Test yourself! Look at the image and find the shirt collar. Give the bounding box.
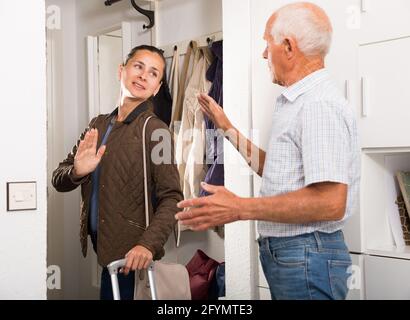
[281,68,329,103]
[108,100,151,124]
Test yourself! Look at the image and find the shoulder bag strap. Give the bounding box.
[142,116,180,249]
[142,116,154,228]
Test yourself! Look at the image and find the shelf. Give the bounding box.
[361,152,410,253]
[362,147,410,155]
[366,246,410,261]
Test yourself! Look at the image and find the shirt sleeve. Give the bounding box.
[301,101,351,187]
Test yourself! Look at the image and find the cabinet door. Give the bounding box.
[346,254,364,300]
[365,255,410,299]
[358,36,410,148]
[359,0,410,44]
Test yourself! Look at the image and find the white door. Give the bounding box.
[97,32,123,115]
[346,254,364,300]
[365,255,410,299]
[87,24,133,120]
[358,36,410,148]
[85,26,127,294]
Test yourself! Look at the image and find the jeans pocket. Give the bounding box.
[271,245,306,267]
[328,259,352,300]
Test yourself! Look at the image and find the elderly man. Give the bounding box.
[176,2,360,300]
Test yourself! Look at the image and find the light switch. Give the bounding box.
[7,182,37,211]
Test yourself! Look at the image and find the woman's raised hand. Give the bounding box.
[73,129,106,178]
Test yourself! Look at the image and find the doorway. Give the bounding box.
[47,22,130,299]
[95,29,123,116]
[88,23,133,121]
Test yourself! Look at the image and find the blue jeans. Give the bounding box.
[258,230,352,300]
[100,267,135,300]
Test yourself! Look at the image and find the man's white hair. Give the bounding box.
[271,2,333,57]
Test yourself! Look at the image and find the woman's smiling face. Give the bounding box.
[119,49,165,101]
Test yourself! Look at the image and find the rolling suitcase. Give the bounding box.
[107,259,157,300]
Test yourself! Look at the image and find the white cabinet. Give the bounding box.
[347,254,365,300]
[358,36,410,148]
[359,0,410,44]
[365,255,410,299]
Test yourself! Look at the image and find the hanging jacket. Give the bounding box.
[153,78,173,127]
[200,40,224,197]
[176,46,213,200]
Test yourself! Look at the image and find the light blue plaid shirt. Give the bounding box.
[258,69,360,238]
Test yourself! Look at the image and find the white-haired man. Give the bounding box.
[176,2,360,300]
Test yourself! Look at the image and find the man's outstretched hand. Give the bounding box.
[175,182,243,231]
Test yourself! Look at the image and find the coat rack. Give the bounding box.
[104,0,155,30]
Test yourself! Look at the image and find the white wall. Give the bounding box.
[223,0,258,300]
[0,1,47,299]
[155,0,222,47]
[46,0,82,300]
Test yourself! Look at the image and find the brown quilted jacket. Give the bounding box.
[52,101,183,266]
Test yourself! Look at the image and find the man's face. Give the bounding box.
[263,17,287,86]
[119,49,164,101]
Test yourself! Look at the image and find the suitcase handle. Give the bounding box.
[107,259,157,300]
[107,259,127,275]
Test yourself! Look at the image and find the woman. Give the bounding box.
[52,45,183,300]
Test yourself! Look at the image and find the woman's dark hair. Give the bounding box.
[123,45,167,82]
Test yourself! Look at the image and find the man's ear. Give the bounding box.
[283,38,296,59]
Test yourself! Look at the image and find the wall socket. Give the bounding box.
[7,182,37,212]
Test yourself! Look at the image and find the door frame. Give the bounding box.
[87,22,133,121]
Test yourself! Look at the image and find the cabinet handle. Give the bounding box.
[345,80,351,102]
[361,77,369,117]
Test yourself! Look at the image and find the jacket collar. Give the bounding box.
[108,100,152,124]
